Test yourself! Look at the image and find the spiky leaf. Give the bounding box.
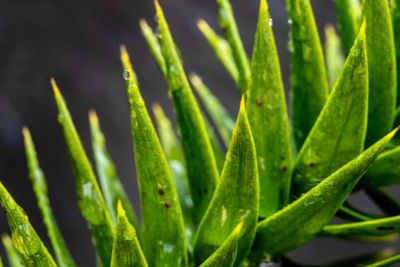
[155,1,219,221]
[194,97,259,266]
[23,128,76,267]
[120,46,187,267]
[247,0,292,218]
[51,79,114,267]
[110,201,148,267]
[0,182,57,267]
[292,21,368,194]
[249,128,398,262]
[288,0,329,149]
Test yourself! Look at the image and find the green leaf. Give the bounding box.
[190,73,235,147]
[140,19,166,75]
[197,20,239,84]
[0,182,57,267]
[199,222,243,267]
[288,0,329,150]
[361,146,400,188]
[325,25,345,89]
[392,0,400,105]
[362,0,397,146]
[365,188,400,216]
[365,254,400,267]
[194,97,259,266]
[155,1,219,222]
[120,46,188,267]
[51,79,115,267]
[216,0,250,93]
[320,215,400,238]
[110,201,148,267]
[247,0,292,218]
[88,111,139,231]
[292,21,368,194]
[248,127,398,262]
[328,248,396,267]
[2,234,24,267]
[22,128,76,267]
[152,103,195,253]
[334,0,362,55]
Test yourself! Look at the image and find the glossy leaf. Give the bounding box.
[320,215,400,237]
[216,0,250,93]
[89,111,139,230]
[155,1,219,221]
[287,0,329,149]
[199,222,243,267]
[362,146,400,188]
[190,73,235,147]
[334,0,361,55]
[140,19,166,75]
[249,127,398,262]
[197,20,239,84]
[51,79,115,267]
[392,0,400,105]
[152,103,195,253]
[0,182,57,267]
[110,201,148,267]
[2,234,24,267]
[22,128,76,267]
[325,25,345,89]
[247,0,291,218]
[292,21,368,194]
[363,0,397,146]
[366,254,400,267]
[120,46,187,267]
[194,97,259,266]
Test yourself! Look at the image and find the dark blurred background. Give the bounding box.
[0,0,399,266]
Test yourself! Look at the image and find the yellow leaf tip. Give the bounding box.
[1,234,11,246]
[233,220,244,234]
[50,78,61,99]
[22,126,31,140]
[152,102,162,115]
[88,110,99,125]
[197,19,207,30]
[189,72,201,85]
[117,199,126,217]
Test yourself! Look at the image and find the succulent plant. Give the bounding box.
[1,0,400,266]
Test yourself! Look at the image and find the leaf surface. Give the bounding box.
[288,0,329,149]
[110,201,148,267]
[249,127,398,262]
[363,0,397,146]
[392,0,400,105]
[325,25,345,89]
[2,234,24,267]
[155,1,219,221]
[247,0,292,218]
[121,46,187,267]
[0,182,57,267]
[194,97,259,266]
[52,79,114,267]
[23,128,76,267]
[292,21,368,194]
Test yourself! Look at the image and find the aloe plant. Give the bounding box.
[1,0,400,266]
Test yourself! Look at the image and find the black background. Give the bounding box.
[0,0,399,266]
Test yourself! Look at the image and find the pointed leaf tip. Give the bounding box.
[50,78,61,100]
[88,109,98,126]
[22,127,31,141]
[233,220,244,234]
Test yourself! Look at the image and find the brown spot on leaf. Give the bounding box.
[158,188,164,195]
[256,99,262,106]
[282,166,288,172]
[389,62,393,72]
[309,162,315,167]
[164,201,171,208]
[376,226,394,231]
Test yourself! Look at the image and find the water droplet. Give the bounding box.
[269,18,273,26]
[163,243,174,253]
[288,19,293,25]
[123,69,130,80]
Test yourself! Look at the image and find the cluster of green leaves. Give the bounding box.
[0,0,400,266]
